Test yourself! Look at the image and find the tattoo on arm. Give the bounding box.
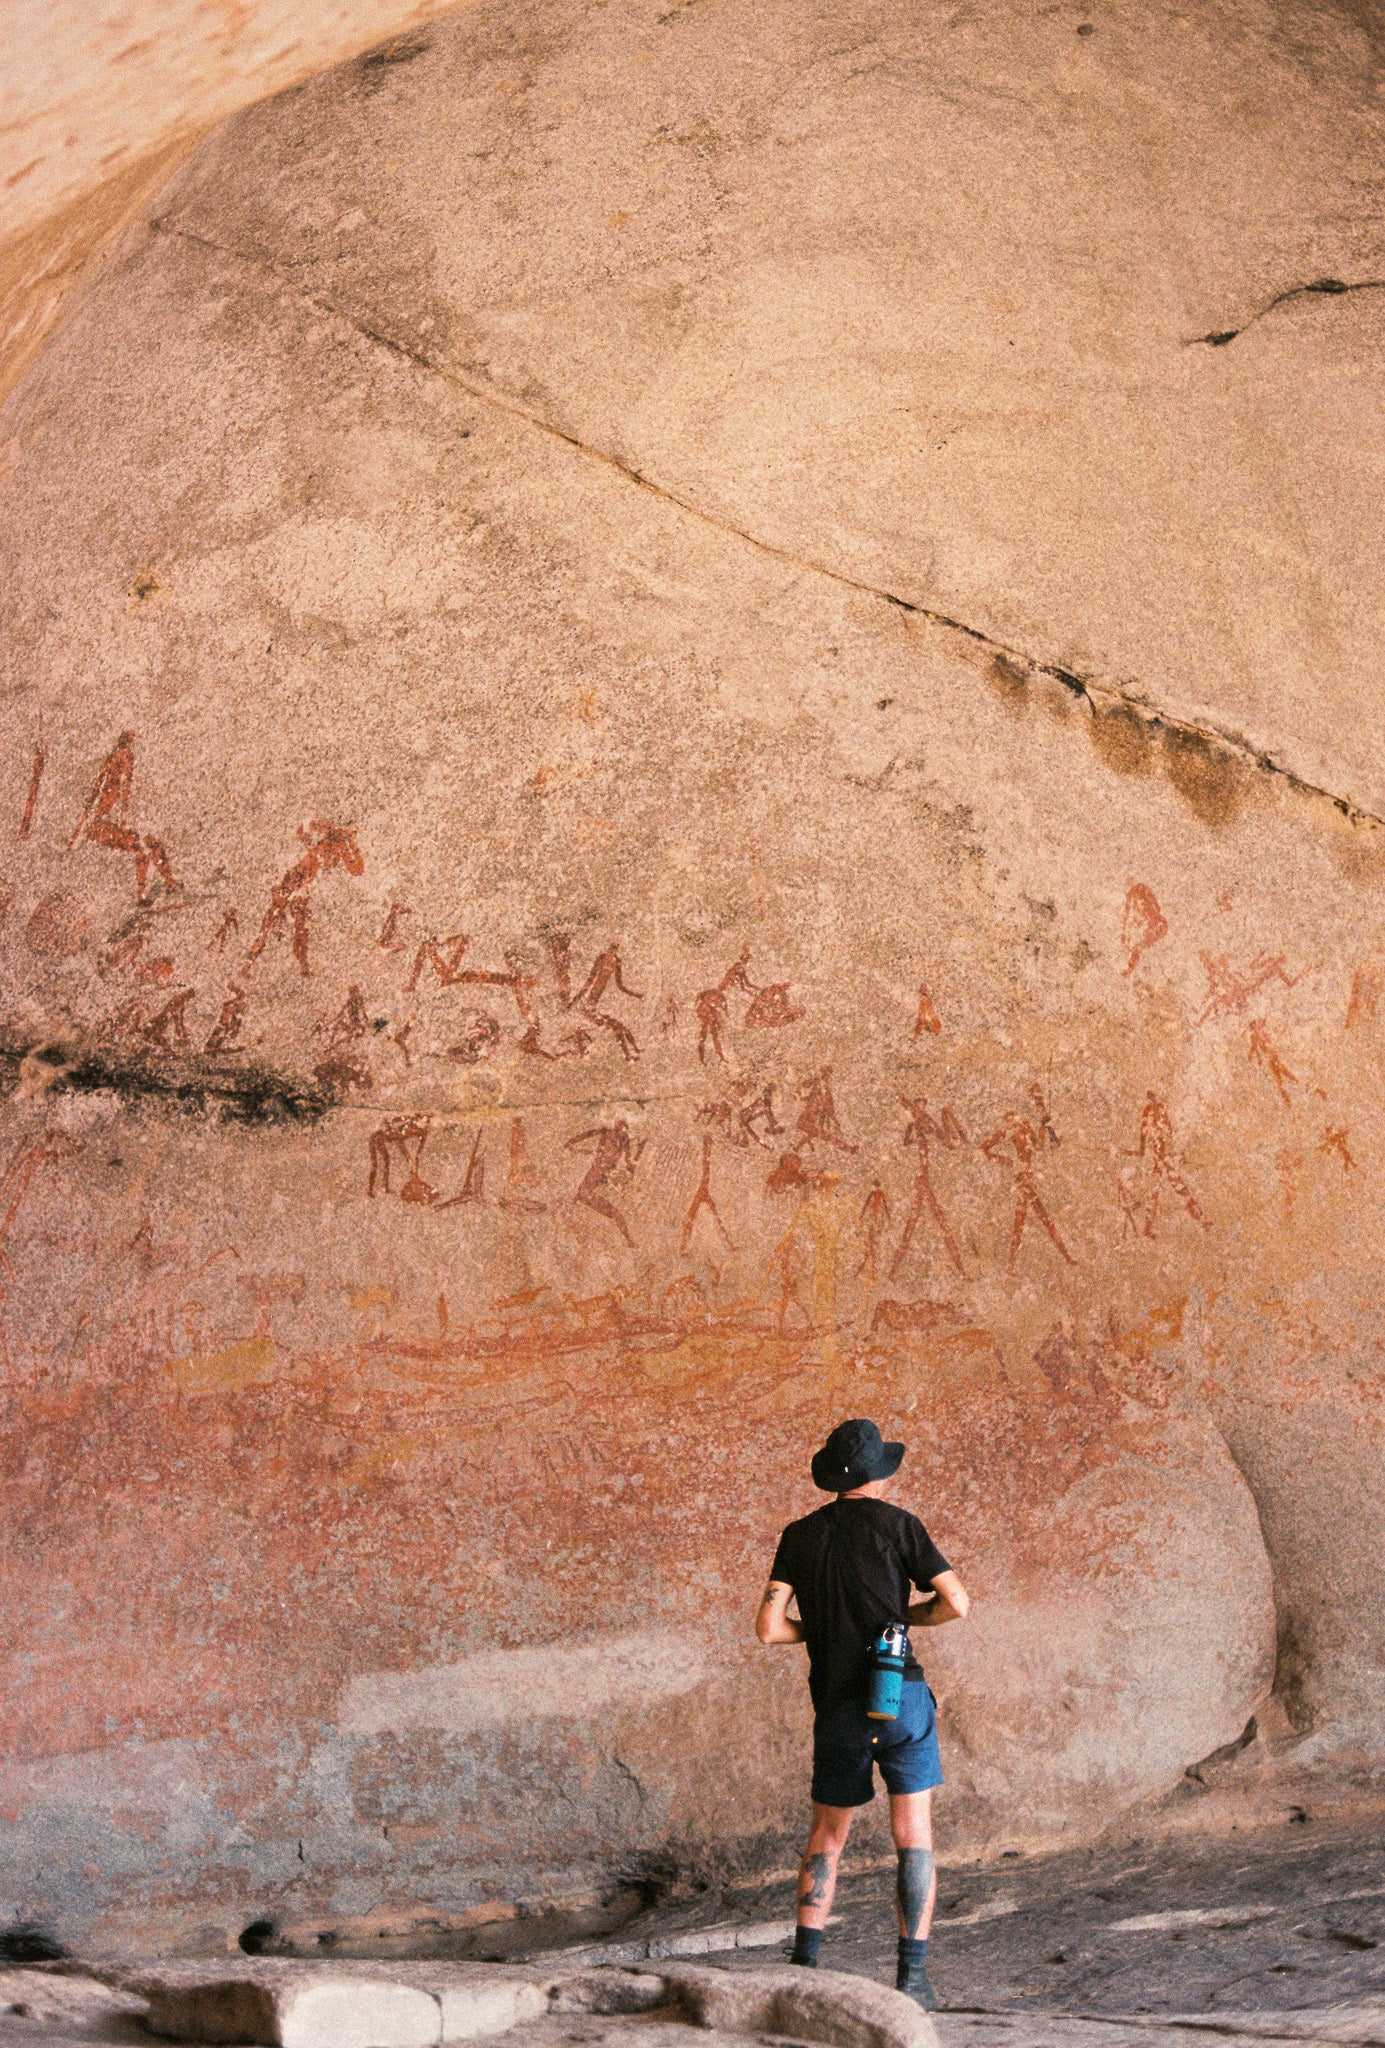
[800,1851,834,1909]
[896,1847,935,1940]
[761,1585,777,1606]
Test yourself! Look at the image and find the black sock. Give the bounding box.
[791,1924,824,1967]
[896,1934,930,1987]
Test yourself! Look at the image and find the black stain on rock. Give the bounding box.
[1089,700,1155,776]
[990,653,1030,712]
[1160,726,1245,827]
[0,1044,335,1126]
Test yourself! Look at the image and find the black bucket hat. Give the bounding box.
[811,1417,905,1492]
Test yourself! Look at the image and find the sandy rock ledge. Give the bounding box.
[113,1958,937,2048]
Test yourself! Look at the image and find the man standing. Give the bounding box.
[756,1419,970,2009]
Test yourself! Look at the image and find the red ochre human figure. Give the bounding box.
[520,1020,592,1061]
[1196,950,1302,1026]
[1321,1124,1357,1173]
[502,1117,547,1214]
[246,821,364,977]
[856,1181,892,1282]
[378,904,411,952]
[795,1066,857,1154]
[1247,1017,1299,1106]
[694,946,801,1063]
[697,1075,783,1150]
[913,980,942,1037]
[68,732,178,904]
[1125,1092,1206,1233]
[548,938,643,1060]
[891,1097,968,1279]
[142,987,194,1053]
[19,745,45,839]
[367,1116,436,1203]
[321,984,369,1046]
[204,987,246,1055]
[566,1120,645,1245]
[694,946,759,1063]
[0,1130,81,1261]
[681,1131,734,1253]
[980,1085,1076,1276]
[405,929,469,992]
[1121,883,1168,976]
[1345,966,1383,1031]
[208,908,240,954]
[438,1129,486,1209]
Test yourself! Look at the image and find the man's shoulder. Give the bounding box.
[775,1504,831,1551]
[862,1498,932,1544]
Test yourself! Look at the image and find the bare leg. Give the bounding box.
[889,1790,936,1937]
[796,1802,854,1932]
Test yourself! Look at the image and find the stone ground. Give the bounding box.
[3,1814,1385,2045]
[679,1814,1385,2014]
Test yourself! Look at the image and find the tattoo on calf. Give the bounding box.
[800,1851,834,1909]
[896,1847,935,1939]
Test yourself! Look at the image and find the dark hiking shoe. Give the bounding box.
[897,1966,940,2010]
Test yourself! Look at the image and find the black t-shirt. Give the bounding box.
[769,1497,951,1712]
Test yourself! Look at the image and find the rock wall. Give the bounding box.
[0,0,468,411]
[2,0,1383,1956]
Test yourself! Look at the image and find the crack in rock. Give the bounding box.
[150,216,1385,838]
[1189,275,1385,349]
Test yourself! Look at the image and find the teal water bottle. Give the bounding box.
[866,1623,908,1720]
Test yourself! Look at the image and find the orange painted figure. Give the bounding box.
[681,1131,735,1252]
[1345,966,1383,1031]
[501,1118,547,1214]
[1321,1124,1357,1172]
[795,1066,858,1154]
[913,980,942,1037]
[378,904,411,952]
[891,1097,968,1278]
[1121,883,1168,976]
[1196,950,1302,1026]
[1126,1093,1206,1233]
[1247,1017,1298,1105]
[247,822,364,976]
[68,732,177,904]
[980,1085,1076,1275]
[566,1120,646,1245]
[368,1116,436,1204]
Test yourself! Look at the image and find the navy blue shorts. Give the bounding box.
[811,1680,944,1807]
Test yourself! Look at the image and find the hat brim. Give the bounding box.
[811,1439,905,1491]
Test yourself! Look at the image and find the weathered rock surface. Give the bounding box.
[1,0,1383,1956]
